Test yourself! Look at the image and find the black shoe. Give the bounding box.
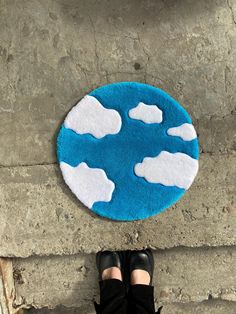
[96,251,124,281]
[129,249,154,285]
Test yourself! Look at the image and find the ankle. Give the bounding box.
[131,269,150,285]
[102,267,122,281]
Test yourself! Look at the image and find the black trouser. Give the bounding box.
[94,279,162,314]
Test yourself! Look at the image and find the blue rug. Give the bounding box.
[57,82,199,221]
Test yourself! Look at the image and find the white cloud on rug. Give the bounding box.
[60,162,115,208]
[134,151,198,190]
[167,123,197,141]
[64,95,122,138]
[129,102,163,123]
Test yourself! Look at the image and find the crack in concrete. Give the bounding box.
[227,0,236,25]
[137,33,150,83]
[0,162,57,169]
[88,15,100,74]
[93,31,138,41]
[65,47,91,87]
[7,244,236,260]
[224,65,231,93]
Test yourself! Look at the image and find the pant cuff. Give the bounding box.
[130,284,154,297]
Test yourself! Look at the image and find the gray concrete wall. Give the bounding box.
[0,0,235,313]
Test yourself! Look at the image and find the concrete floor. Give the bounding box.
[0,0,235,313]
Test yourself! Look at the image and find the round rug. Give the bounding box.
[57,82,199,221]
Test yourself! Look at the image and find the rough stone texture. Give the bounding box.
[0,259,14,314]
[23,300,236,314]
[24,300,236,314]
[158,301,236,314]
[0,153,235,257]
[0,0,235,166]
[0,258,23,314]
[14,247,236,310]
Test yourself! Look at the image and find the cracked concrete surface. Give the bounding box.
[25,301,236,314]
[13,248,236,310]
[0,0,235,313]
[0,153,235,257]
[0,0,235,166]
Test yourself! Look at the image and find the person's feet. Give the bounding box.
[96,249,154,285]
[96,251,123,281]
[129,249,154,286]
